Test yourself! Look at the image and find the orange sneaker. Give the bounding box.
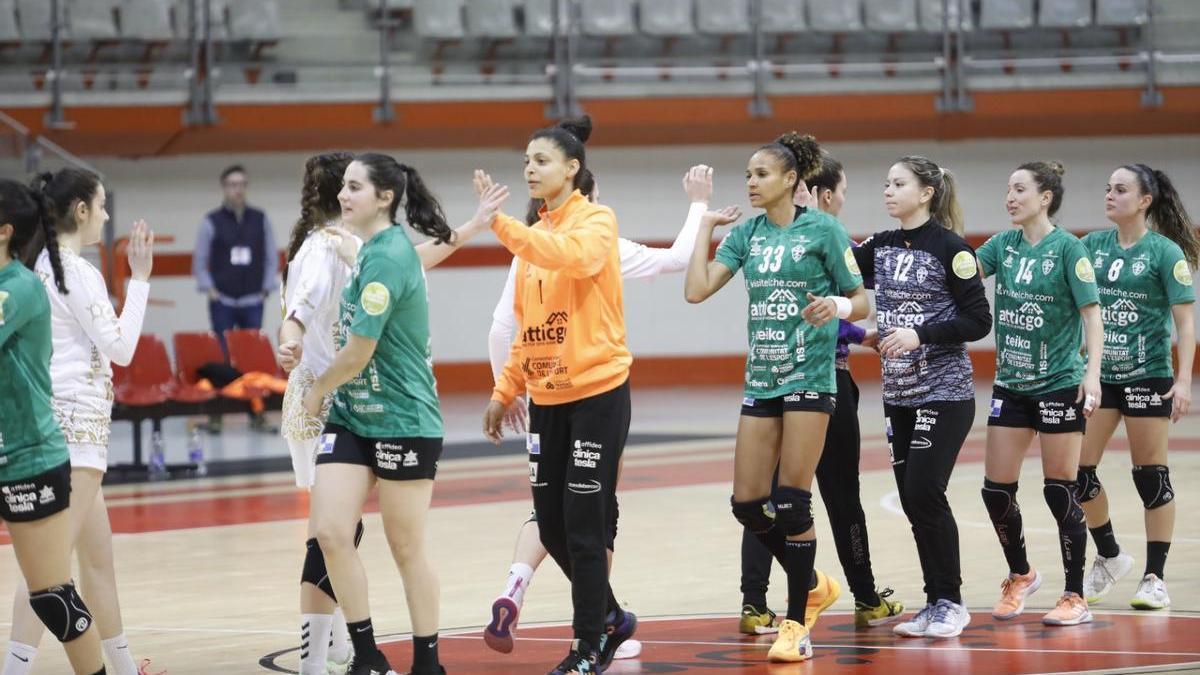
[992,568,1042,620]
[804,569,842,629]
[1042,592,1093,626]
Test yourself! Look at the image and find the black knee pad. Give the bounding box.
[302,537,337,602]
[981,479,1020,522]
[1043,478,1084,525]
[772,486,814,537]
[29,582,93,643]
[1076,465,1102,503]
[731,495,775,534]
[1132,465,1175,509]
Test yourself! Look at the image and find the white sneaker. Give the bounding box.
[327,651,352,675]
[614,638,642,660]
[1083,550,1134,603]
[1130,573,1171,610]
[892,603,935,638]
[925,599,971,639]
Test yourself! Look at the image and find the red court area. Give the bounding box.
[298,612,1200,674]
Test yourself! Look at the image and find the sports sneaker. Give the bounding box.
[893,603,935,638]
[925,599,971,639]
[854,587,905,628]
[548,642,600,675]
[346,650,397,675]
[804,569,841,629]
[484,596,520,654]
[597,609,637,669]
[992,568,1042,620]
[766,619,812,663]
[137,660,167,675]
[1042,592,1093,626]
[1130,573,1171,610]
[614,638,641,660]
[327,651,353,675]
[1083,550,1134,603]
[738,604,779,635]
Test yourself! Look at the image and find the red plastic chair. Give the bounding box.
[225,328,284,378]
[112,334,172,407]
[172,331,227,387]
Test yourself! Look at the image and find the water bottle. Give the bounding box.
[148,428,167,481]
[187,423,208,478]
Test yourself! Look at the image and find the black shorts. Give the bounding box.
[1100,378,1173,418]
[741,390,836,417]
[988,386,1085,434]
[0,461,71,523]
[315,423,442,481]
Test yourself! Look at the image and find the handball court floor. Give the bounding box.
[2,383,1199,674]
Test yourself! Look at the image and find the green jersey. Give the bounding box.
[715,208,863,397]
[328,227,443,438]
[0,260,68,481]
[978,227,1099,394]
[1082,229,1195,382]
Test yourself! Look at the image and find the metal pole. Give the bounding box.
[936,0,954,111]
[201,0,219,124]
[547,0,579,118]
[103,190,116,289]
[374,0,396,123]
[748,0,772,118]
[954,0,972,111]
[1141,0,1162,108]
[185,0,203,124]
[45,0,68,128]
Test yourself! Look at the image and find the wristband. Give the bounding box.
[831,295,852,319]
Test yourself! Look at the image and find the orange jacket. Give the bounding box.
[491,190,632,406]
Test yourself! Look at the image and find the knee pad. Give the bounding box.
[981,479,1020,522]
[731,496,775,534]
[1076,465,1102,503]
[29,583,93,643]
[302,537,337,602]
[1132,465,1175,510]
[772,486,814,537]
[1043,479,1084,525]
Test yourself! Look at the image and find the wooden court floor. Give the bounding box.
[2,386,1199,674]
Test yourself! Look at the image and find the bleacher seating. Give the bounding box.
[521,0,555,37]
[119,0,175,42]
[580,0,636,38]
[0,0,19,43]
[809,0,865,33]
[69,0,119,40]
[639,0,695,37]
[866,0,920,33]
[15,0,55,40]
[696,0,751,36]
[1039,0,1092,28]
[466,0,520,40]
[1097,0,1148,26]
[414,0,464,40]
[979,0,1035,30]
[760,0,807,35]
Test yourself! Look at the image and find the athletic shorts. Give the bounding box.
[988,385,1085,434]
[315,423,442,481]
[0,461,71,523]
[281,362,332,488]
[741,390,836,417]
[1099,378,1173,418]
[68,443,108,473]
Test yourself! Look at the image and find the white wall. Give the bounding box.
[6,135,1198,362]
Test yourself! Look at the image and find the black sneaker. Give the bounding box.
[347,650,396,675]
[406,667,445,675]
[548,641,600,675]
[597,610,637,668]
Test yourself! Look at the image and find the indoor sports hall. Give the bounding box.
[1,1,1199,674]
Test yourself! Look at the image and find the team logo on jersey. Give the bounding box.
[791,244,805,262]
[1132,260,1147,276]
[1104,298,1140,327]
[360,281,390,316]
[952,251,977,279]
[1075,257,1096,283]
[1174,260,1193,285]
[843,247,860,275]
[1042,259,1055,276]
[0,290,8,326]
[748,236,767,257]
[1003,254,1014,268]
[916,266,928,284]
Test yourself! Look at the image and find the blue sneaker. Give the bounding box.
[598,610,637,668]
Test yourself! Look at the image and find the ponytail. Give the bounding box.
[897,156,964,236]
[23,174,68,294]
[399,164,453,244]
[1142,168,1198,268]
[285,151,353,283]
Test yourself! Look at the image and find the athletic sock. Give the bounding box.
[503,562,534,607]
[1146,541,1171,579]
[346,618,379,662]
[983,479,1030,575]
[101,634,139,675]
[2,642,37,675]
[1089,520,1121,558]
[412,633,440,672]
[300,614,333,674]
[1060,518,1088,597]
[784,539,817,624]
[328,607,351,663]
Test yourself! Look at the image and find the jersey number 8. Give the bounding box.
[1107,258,1124,281]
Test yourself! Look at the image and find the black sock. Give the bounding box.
[742,592,768,610]
[91,668,106,675]
[346,618,378,660]
[784,539,817,624]
[983,480,1030,575]
[1061,519,1088,597]
[1089,520,1121,558]
[412,633,440,671]
[1145,541,1170,579]
[809,569,817,590]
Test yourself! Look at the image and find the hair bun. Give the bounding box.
[775,131,821,179]
[1047,160,1065,178]
[557,115,593,144]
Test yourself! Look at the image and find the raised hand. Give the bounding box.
[683,165,713,203]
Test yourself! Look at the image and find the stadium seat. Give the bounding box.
[919,0,972,32]
[69,0,119,40]
[865,0,920,32]
[119,0,174,41]
[521,0,555,37]
[580,0,635,37]
[466,0,520,39]
[809,0,865,32]
[979,0,1034,30]
[1096,0,1148,26]
[228,0,281,41]
[0,0,19,43]
[1038,0,1091,28]
[414,0,465,39]
[639,0,695,37]
[171,0,228,40]
[16,0,57,40]
[113,334,174,409]
[173,331,228,387]
[760,0,807,34]
[225,329,284,379]
[696,0,750,35]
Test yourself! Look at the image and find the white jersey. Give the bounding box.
[35,247,149,448]
[282,228,358,376]
[487,201,706,377]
